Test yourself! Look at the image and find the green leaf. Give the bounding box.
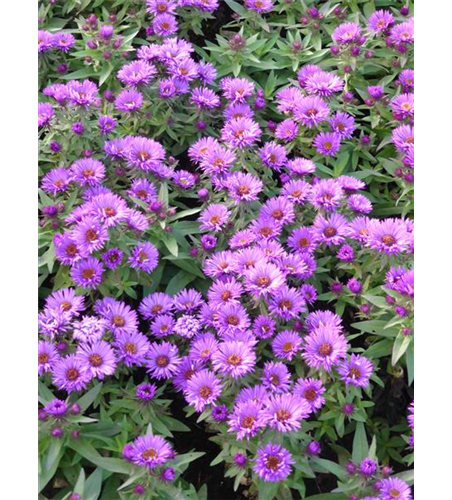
[161,233,179,257]
[77,382,103,411]
[258,479,279,499]
[68,440,132,474]
[73,468,86,495]
[166,270,196,295]
[304,495,348,500]
[84,468,103,500]
[352,422,368,462]
[39,439,63,493]
[311,458,347,480]
[392,334,412,365]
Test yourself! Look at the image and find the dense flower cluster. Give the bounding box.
[39,2,413,499]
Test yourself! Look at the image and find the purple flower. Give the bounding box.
[293,96,330,128]
[190,87,220,108]
[212,341,256,378]
[268,285,306,320]
[147,341,181,380]
[260,196,295,225]
[348,194,372,214]
[70,257,105,289]
[227,172,263,203]
[313,213,349,246]
[368,10,394,33]
[136,382,157,402]
[102,248,124,269]
[253,442,294,482]
[221,77,254,102]
[245,0,273,12]
[359,457,377,476]
[211,404,228,422]
[306,441,321,455]
[390,19,414,45]
[244,261,285,297]
[98,115,116,135]
[313,132,342,156]
[262,361,291,393]
[72,217,109,255]
[347,278,362,294]
[337,354,373,388]
[139,292,173,319]
[70,159,106,186]
[38,340,59,375]
[130,434,174,470]
[199,204,230,232]
[367,218,411,254]
[117,60,157,87]
[77,340,117,379]
[221,117,262,149]
[114,331,150,367]
[127,137,166,172]
[332,22,361,45]
[52,354,91,393]
[392,125,414,153]
[41,168,72,195]
[115,89,143,112]
[302,326,349,371]
[44,399,68,418]
[184,369,222,412]
[38,103,54,127]
[68,80,99,107]
[152,14,178,37]
[272,330,302,361]
[379,477,412,500]
[128,242,159,273]
[38,30,54,53]
[297,64,321,87]
[337,244,355,262]
[391,93,414,119]
[259,141,287,170]
[305,71,344,97]
[293,378,326,411]
[261,393,311,432]
[275,119,299,142]
[309,179,344,211]
[329,112,356,138]
[228,400,265,439]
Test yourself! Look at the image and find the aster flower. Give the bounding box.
[115,89,143,112]
[300,284,317,304]
[260,196,295,225]
[131,435,174,470]
[244,0,273,12]
[293,378,326,411]
[38,308,71,339]
[312,213,349,246]
[184,369,222,412]
[337,244,355,262]
[223,102,254,121]
[98,115,116,135]
[129,178,158,204]
[280,179,311,205]
[204,250,238,278]
[153,14,178,37]
[173,357,202,392]
[367,218,411,254]
[391,93,414,119]
[297,64,321,87]
[221,117,262,149]
[125,209,150,231]
[228,400,265,439]
[211,340,256,378]
[126,137,166,172]
[70,159,105,186]
[313,131,342,156]
[128,242,159,273]
[190,87,220,108]
[302,326,349,371]
[309,179,344,211]
[252,315,276,340]
[136,382,157,402]
[146,0,177,15]
[200,146,236,175]
[103,301,138,336]
[221,77,254,102]
[346,215,372,243]
[392,124,414,153]
[38,103,54,128]
[275,119,299,142]
[45,288,85,317]
[67,80,99,107]
[227,172,263,203]
[72,315,108,344]
[189,333,219,364]
[244,261,285,297]
[52,32,75,52]
[262,361,291,393]
[117,60,157,87]
[272,330,302,361]
[262,393,311,432]
[286,157,316,175]
[44,399,68,418]
[198,204,230,232]
[329,111,356,138]
[188,137,220,163]
[77,340,117,380]
[248,218,282,241]
[173,315,201,339]
[207,278,243,308]
[337,354,373,388]
[368,10,394,33]
[229,229,258,249]
[147,341,181,380]
[390,19,414,45]
[102,248,124,270]
[306,310,343,333]
[140,293,173,322]
[268,285,306,320]
[72,217,109,255]
[41,168,72,195]
[114,331,150,367]
[197,60,217,84]
[52,354,91,393]
[253,442,295,482]
[332,22,361,44]
[38,30,54,53]
[150,314,175,338]
[259,141,287,170]
[379,477,412,500]
[293,96,330,128]
[38,340,59,375]
[172,170,196,189]
[348,194,372,214]
[398,69,414,92]
[173,289,204,312]
[70,257,105,289]
[305,71,344,97]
